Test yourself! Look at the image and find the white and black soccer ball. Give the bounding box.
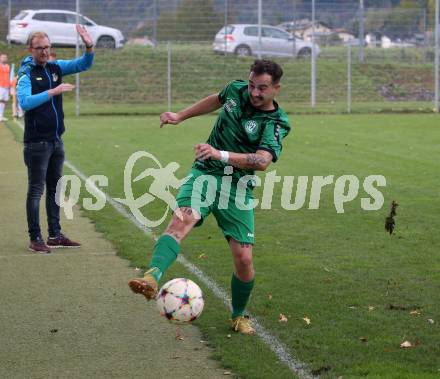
[156,278,204,323]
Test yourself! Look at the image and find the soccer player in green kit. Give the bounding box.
[129,60,290,334]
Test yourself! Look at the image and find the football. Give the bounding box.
[156,278,204,323]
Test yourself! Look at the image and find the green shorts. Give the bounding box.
[176,168,255,244]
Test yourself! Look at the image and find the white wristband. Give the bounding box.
[219,150,229,163]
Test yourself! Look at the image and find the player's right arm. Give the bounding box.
[160,93,221,128]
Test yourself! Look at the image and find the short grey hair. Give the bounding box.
[28,32,50,47]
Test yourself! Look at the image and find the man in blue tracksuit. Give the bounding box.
[17,25,94,253]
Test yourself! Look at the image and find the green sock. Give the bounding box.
[231,273,255,319]
[148,235,180,282]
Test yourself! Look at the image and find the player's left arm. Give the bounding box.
[56,25,94,76]
[194,145,273,171]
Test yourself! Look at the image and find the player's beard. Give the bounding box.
[35,51,49,65]
[249,94,264,108]
[35,56,48,65]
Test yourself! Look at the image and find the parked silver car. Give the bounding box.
[213,24,319,58]
[7,9,125,48]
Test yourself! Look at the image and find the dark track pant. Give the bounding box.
[23,140,64,241]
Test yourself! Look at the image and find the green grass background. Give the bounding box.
[16,113,435,378]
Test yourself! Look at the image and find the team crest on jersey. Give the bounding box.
[224,98,237,113]
[244,120,258,134]
[52,73,58,82]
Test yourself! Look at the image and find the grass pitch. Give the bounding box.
[16,113,439,378]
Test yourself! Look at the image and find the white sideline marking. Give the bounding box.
[14,119,316,379]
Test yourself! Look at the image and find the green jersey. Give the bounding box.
[193,80,291,181]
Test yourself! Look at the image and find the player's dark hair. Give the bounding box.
[250,60,283,84]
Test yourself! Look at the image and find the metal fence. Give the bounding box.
[0,0,438,114]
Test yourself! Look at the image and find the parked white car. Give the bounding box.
[213,24,320,58]
[7,9,125,48]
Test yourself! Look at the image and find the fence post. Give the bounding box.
[258,0,262,59]
[347,44,352,114]
[167,41,172,112]
[422,8,427,64]
[311,0,316,108]
[435,0,439,112]
[75,0,80,117]
[292,0,297,57]
[7,0,11,45]
[358,0,365,63]
[224,0,228,56]
[153,0,157,46]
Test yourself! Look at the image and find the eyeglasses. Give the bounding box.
[32,46,51,52]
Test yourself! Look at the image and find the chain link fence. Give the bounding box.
[0,0,438,114]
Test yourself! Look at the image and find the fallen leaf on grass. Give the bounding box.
[410,310,421,316]
[428,319,435,324]
[359,336,368,342]
[388,304,421,311]
[198,253,207,259]
[268,294,272,300]
[223,371,231,375]
[279,313,288,322]
[303,316,311,325]
[226,334,231,338]
[400,341,412,348]
[134,267,140,271]
[368,306,375,311]
[175,335,184,341]
[385,200,398,234]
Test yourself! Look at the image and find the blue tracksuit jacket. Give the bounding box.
[17,52,94,143]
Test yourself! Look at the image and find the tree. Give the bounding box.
[157,0,223,42]
[363,0,427,39]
